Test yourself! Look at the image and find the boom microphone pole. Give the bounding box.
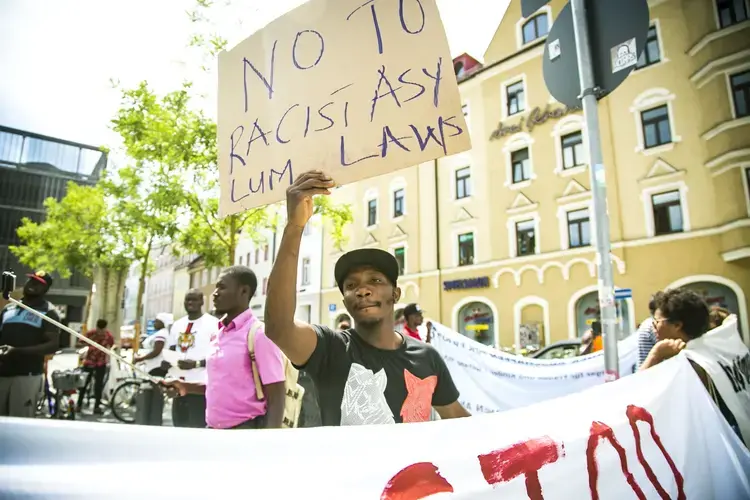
[1,270,159,384]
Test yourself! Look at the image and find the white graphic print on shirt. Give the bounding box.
[340,363,395,426]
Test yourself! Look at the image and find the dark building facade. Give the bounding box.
[0,125,107,325]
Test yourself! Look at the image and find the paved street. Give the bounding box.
[44,351,173,426]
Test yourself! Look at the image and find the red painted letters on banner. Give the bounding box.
[380,405,684,500]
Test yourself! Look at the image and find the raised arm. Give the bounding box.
[264,171,336,366]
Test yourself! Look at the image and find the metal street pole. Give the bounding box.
[570,0,619,380]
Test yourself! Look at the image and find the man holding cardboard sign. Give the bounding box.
[264,171,470,426]
[217,0,470,216]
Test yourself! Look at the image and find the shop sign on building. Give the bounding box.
[443,276,490,291]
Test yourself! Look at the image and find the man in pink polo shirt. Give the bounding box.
[164,266,286,429]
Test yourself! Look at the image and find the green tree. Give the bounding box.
[111,81,352,269]
[99,160,183,349]
[10,182,130,323]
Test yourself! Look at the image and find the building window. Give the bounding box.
[367,199,377,226]
[516,220,536,256]
[522,13,549,44]
[730,70,750,118]
[561,131,585,169]
[301,257,311,285]
[717,0,748,28]
[239,255,243,266]
[567,209,591,248]
[640,105,672,149]
[458,232,475,266]
[511,148,531,183]
[393,247,406,275]
[393,188,404,218]
[635,26,661,69]
[255,248,260,263]
[454,61,464,76]
[457,301,495,347]
[262,277,268,295]
[263,244,269,261]
[455,166,471,199]
[246,252,251,265]
[652,190,684,235]
[506,81,525,116]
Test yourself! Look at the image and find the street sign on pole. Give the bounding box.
[542,0,650,108]
[614,288,633,300]
[535,0,650,382]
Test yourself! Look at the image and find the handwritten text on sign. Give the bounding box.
[217,0,471,215]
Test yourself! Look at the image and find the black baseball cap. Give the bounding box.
[335,248,399,293]
[26,270,53,288]
[404,303,423,317]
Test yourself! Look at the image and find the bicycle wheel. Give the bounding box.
[110,380,142,424]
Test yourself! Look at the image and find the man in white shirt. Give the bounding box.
[165,290,215,428]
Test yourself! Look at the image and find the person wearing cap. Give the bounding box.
[402,303,424,341]
[0,271,60,418]
[134,313,173,377]
[264,171,470,426]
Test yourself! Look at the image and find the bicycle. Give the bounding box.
[109,361,168,424]
[48,369,87,420]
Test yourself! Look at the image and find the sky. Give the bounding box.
[0,0,510,150]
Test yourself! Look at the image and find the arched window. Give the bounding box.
[574,291,632,338]
[457,301,495,346]
[522,13,549,44]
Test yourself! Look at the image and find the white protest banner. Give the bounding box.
[1,356,749,499]
[430,322,639,413]
[217,0,471,215]
[685,315,750,445]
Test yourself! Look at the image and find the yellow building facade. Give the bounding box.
[320,0,750,350]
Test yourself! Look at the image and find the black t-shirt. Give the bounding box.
[0,301,59,376]
[296,326,459,426]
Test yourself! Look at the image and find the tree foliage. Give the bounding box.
[10,182,128,278]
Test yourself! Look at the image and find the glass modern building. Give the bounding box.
[0,125,107,330]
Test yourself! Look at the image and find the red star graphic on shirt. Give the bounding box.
[400,370,437,423]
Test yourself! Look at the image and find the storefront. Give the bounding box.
[681,281,739,312]
[456,301,495,347]
[574,290,633,339]
[673,279,745,339]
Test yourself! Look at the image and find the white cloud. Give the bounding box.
[0,0,509,147]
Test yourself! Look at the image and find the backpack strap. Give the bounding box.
[247,320,266,401]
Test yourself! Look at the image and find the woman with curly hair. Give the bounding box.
[640,289,745,445]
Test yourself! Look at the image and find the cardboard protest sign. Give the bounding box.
[217,0,471,215]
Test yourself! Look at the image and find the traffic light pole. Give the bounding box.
[570,0,620,380]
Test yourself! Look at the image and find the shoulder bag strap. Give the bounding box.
[247,320,266,401]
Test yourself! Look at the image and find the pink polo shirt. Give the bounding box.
[205,309,285,429]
